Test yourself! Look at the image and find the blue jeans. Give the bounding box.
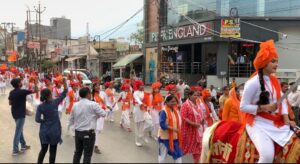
[13,118,26,153]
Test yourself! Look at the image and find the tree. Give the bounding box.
[130,21,144,46]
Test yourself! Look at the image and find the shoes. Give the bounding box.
[94,146,102,154]
[120,123,124,129]
[135,142,142,147]
[12,150,24,156]
[143,138,149,144]
[21,145,31,151]
[152,136,158,141]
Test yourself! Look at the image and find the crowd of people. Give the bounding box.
[4,40,300,163]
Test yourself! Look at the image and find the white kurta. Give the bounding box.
[240,74,293,146]
[0,75,6,88]
[199,100,219,128]
[133,90,146,123]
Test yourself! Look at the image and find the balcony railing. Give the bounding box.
[160,62,202,74]
[229,63,255,77]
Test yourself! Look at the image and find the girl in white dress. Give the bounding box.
[240,40,295,163]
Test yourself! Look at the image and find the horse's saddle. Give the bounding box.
[207,121,300,163]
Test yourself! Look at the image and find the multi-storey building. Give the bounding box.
[144,0,300,86]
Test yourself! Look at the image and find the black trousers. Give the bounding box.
[73,130,95,164]
[37,144,57,164]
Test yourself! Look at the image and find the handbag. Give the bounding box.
[26,101,34,116]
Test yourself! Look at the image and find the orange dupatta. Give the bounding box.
[245,72,284,127]
[164,105,182,152]
[121,91,132,111]
[201,98,213,127]
[152,92,163,111]
[140,92,150,111]
[105,88,115,103]
[94,93,106,110]
[66,90,75,114]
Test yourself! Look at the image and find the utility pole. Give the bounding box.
[1,23,8,53]
[1,22,15,63]
[156,0,162,79]
[10,23,16,51]
[34,1,46,72]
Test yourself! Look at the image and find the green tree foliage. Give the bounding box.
[130,21,144,46]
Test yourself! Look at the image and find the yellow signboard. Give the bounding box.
[220,19,240,38]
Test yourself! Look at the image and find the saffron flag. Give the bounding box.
[7,51,17,62]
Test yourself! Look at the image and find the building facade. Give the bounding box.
[144,0,300,87]
[30,17,71,40]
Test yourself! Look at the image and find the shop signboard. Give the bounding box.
[220,18,240,38]
[149,22,212,42]
[27,41,40,49]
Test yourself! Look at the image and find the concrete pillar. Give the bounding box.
[216,42,229,76]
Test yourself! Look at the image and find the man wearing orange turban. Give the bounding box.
[240,40,295,163]
[117,83,133,132]
[133,79,151,147]
[253,40,278,71]
[200,89,219,127]
[150,82,163,140]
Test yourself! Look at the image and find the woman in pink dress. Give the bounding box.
[180,89,204,163]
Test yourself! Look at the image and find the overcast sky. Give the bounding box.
[0,0,143,40]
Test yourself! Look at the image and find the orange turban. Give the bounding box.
[133,80,144,90]
[123,79,131,84]
[104,81,114,87]
[190,86,202,92]
[253,40,278,70]
[165,84,177,91]
[70,81,80,87]
[121,84,130,90]
[202,89,211,99]
[152,82,162,89]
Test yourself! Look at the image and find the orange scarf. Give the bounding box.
[140,92,150,111]
[201,98,213,127]
[229,88,245,122]
[67,90,76,114]
[94,93,106,109]
[152,92,163,111]
[245,72,284,127]
[105,88,115,103]
[121,91,132,111]
[164,105,182,152]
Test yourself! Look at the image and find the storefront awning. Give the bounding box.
[65,56,83,62]
[112,53,143,69]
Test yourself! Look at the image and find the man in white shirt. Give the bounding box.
[288,82,300,125]
[69,87,106,163]
[176,79,187,102]
[209,85,217,99]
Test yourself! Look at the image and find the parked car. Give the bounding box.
[63,70,92,87]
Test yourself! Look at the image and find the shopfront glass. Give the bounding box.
[166,0,217,26]
[228,42,259,77]
[164,0,300,25]
[217,0,300,17]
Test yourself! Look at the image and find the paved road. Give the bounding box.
[0,88,193,163]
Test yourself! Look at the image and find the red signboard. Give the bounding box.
[27,41,40,49]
